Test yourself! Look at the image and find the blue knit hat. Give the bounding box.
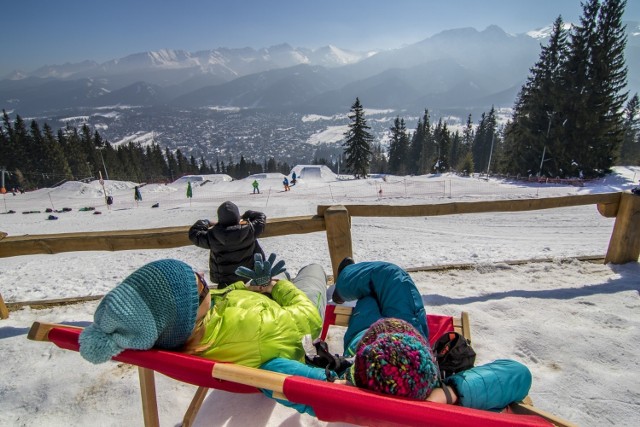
[79,259,199,364]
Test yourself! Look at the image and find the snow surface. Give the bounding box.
[1,167,639,427]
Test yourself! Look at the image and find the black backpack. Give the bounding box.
[432,332,476,379]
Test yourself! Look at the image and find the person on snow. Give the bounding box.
[291,171,297,186]
[252,180,260,194]
[134,186,142,202]
[188,201,266,288]
[260,259,532,415]
[283,177,290,191]
[78,256,327,370]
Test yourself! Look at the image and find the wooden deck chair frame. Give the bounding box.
[27,309,576,427]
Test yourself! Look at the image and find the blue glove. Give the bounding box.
[235,253,286,286]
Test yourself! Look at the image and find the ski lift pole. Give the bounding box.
[99,171,109,208]
[486,134,495,178]
[538,113,553,177]
[0,166,7,194]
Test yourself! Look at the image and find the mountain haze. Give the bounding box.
[2,23,639,116]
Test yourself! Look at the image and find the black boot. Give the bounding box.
[332,257,354,304]
[337,257,354,277]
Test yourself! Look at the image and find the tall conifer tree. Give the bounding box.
[342,97,373,178]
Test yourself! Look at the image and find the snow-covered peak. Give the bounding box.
[526,22,573,39]
[5,70,28,80]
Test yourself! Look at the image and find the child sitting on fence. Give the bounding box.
[188,201,266,288]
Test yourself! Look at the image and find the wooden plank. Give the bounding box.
[324,206,353,279]
[510,401,578,427]
[7,295,103,311]
[318,192,621,217]
[329,307,470,344]
[605,192,640,264]
[0,292,8,319]
[182,386,208,427]
[597,201,619,218]
[405,255,605,273]
[0,215,325,258]
[335,314,351,327]
[27,321,83,341]
[138,367,160,427]
[460,311,471,343]
[212,363,287,397]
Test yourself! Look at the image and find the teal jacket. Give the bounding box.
[260,262,531,414]
[260,358,532,415]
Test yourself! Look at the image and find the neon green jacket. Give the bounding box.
[196,279,322,367]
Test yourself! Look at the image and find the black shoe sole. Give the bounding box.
[333,257,354,304]
[337,257,355,277]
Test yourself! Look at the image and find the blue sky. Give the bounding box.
[3,0,639,77]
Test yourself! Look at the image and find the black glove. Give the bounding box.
[305,339,353,378]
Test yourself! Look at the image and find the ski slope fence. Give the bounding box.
[0,176,604,214]
[2,191,639,320]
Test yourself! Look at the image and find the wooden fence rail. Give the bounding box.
[2,192,639,319]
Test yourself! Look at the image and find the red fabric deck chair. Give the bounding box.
[27,307,570,427]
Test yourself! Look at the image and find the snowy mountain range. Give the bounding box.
[1,22,638,116]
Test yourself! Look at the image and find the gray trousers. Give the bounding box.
[291,263,327,320]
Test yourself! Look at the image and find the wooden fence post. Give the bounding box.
[604,192,640,264]
[0,292,9,319]
[323,205,353,279]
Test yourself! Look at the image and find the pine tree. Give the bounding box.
[503,17,568,177]
[415,110,433,175]
[370,142,387,174]
[503,1,629,178]
[388,117,408,175]
[433,119,452,173]
[165,148,177,181]
[342,98,373,179]
[472,108,498,175]
[458,152,475,176]
[589,0,628,173]
[449,131,462,172]
[28,120,49,187]
[148,143,168,181]
[42,123,72,184]
[175,148,189,177]
[619,94,640,165]
[559,0,599,177]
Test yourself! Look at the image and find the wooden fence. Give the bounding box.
[1,191,639,319]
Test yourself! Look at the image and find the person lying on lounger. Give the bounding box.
[79,254,327,369]
[79,255,530,414]
[260,259,532,414]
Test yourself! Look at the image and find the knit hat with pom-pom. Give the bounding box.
[79,259,199,364]
[345,318,438,400]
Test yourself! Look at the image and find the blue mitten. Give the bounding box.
[235,253,286,286]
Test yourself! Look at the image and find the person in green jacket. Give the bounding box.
[78,256,326,369]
